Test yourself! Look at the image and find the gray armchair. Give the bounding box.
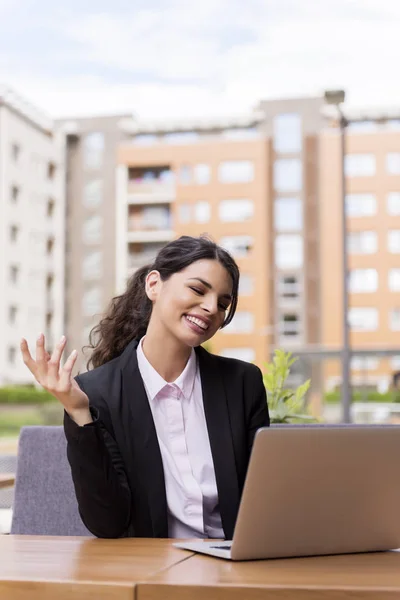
[11,426,92,536]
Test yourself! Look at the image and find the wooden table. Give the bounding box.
[2,536,400,600]
[0,536,193,600]
[0,474,15,489]
[138,548,400,600]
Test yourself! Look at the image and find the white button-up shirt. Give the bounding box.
[137,338,224,539]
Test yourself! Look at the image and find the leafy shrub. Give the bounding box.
[263,349,317,424]
[0,386,56,405]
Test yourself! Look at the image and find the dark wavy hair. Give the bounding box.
[86,235,240,369]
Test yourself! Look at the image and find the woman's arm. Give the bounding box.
[64,376,132,538]
[246,365,270,457]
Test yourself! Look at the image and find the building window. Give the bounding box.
[83,132,104,170]
[219,236,253,258]
[8,346,16,364]
[82,288,102,316]
[345,154,376,177]
[275,235,303,269]
[388,230,400,254]
[46,238,54,255]
[391,356,400,370]
[238,274,254,296]
[387,192,400,215]
[279,314,301,337]
[47,199,55,218]
[348,308,378,331]
[351,357,380,371]
[83,215,103,244]
[132,134,158,145]
[82,251,103,280]
[9,305,17,324]
[194,201,210,223]
[274,159,302,192]
[178,203,191,223]
[11,143,20,162]
[345,194,376,217]
[164,132,199,144]
[279,275,301,298]
[10,225,19,243]
[386,153,400,175]
[83,180,103,208]
[389,309,400,331]
[389,269,400,292]
[48,162,56,179]
[139,206,171,230]
[218,161,254,184]
[179,164,192,185]
[349,269,378,293]
[219,348,255,362]
[194,164,210,184]
[348,231,377,254]
[219,199,254,223]
[222,128,259,140]
[223,311,254,334]
[274,197,302,231]
[9,265,19,284]
[11,185,19,203]
[273,114,302,153]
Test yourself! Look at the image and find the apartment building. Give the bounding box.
[0,88,65,384]
[320,114,400,392]
[116,97,324,373]
[58,114,132,368]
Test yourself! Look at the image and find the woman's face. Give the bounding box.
[146,259,234,347]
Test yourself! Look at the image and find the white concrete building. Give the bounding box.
[0,88,66,385]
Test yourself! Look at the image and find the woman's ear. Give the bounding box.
[145,270,161,301]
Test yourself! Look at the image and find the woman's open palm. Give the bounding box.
[20,334,89,415]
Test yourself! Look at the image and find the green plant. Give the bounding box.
[324,390,400,404]
[0,386,56,405]
[263,349,316,424]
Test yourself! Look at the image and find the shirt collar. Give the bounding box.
[136,337,197,401]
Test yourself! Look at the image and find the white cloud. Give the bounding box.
[1,0,400,118]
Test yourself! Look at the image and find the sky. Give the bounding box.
[0,0,399,121]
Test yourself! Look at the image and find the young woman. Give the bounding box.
[21,236,270,539]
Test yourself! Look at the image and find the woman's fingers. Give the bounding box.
[20,338,38,378]
[35,333,47,379]
[47,336,67,387]
[58,349,78,391]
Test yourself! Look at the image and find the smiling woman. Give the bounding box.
[20,235,270,541]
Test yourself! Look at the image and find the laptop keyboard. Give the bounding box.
[210,544,232,550]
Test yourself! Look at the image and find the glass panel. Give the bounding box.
[219,199,254,222]
[273,114,302,153]
[274,197,302,231]
[274,159,302,192]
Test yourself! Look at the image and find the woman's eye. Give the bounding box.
[190,287,203,295]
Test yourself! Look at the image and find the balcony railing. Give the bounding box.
[127,229,174,243]
[128,180,175,204]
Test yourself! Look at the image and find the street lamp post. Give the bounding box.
[324,90,352,423]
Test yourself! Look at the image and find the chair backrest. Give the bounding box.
[11,426,92,536]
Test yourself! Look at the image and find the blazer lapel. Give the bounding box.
[197,346,240,539]
[119,339,168,537]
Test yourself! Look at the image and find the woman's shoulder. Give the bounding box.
[200,347,262,380]
[75,353,122,391]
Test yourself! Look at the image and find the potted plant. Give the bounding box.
[263,349,317,424]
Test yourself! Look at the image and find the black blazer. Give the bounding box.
[64,338,269,539]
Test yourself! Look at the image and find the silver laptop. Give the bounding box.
[174,425,400,560]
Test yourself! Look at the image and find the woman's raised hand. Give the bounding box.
[20,334,92,425]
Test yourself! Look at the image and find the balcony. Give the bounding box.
[127,229,174,243]
[128,181,175,205]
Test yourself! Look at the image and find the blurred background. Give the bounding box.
[1,0,400,453]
